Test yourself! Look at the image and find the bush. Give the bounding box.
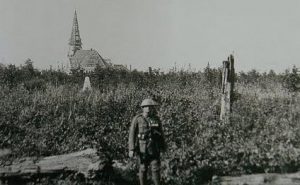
[283,65,300,92]
[23,78,46,91]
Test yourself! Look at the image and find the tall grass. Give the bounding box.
[0,65,299,184]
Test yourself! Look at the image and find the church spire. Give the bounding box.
[68,10,82,57]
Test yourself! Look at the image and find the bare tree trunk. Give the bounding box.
[220,55,235,123]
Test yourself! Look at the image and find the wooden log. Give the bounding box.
[212,172,300,185]
[0,148,108,179]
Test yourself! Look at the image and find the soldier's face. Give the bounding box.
[142,106,156,117]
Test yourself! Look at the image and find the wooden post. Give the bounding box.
[296,68,300,89]
[220,55,235,122]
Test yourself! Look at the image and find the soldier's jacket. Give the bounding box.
[128,114,166,156]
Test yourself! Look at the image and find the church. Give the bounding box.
[67,11,126,72]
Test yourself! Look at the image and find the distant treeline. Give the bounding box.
[0,59,299,92]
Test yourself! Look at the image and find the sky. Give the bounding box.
[0,0,300,72]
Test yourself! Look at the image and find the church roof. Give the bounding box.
[69,49,108,70]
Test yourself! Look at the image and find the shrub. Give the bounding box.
[23,78,46,91]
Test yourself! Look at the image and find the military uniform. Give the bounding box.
[128,113,166,185]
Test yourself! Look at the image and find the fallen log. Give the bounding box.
[212,172,300,185]
[0,148,109,179]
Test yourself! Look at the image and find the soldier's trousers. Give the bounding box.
[138,155,161,185]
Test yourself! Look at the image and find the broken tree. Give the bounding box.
[0,149,110,180]
[220,54,235,123]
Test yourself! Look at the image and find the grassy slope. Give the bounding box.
[0,77,299,184]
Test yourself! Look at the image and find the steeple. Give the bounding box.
[68,10,82,57]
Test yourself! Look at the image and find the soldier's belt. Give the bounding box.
[138,133,148,140]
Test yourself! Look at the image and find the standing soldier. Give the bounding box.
[128,98,166,185]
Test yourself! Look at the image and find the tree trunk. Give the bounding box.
[0,148,108,179]
[212,172,300,185]
[220,54,235,123]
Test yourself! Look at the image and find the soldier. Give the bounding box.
[128,98,166,185]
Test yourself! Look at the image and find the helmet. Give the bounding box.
[140,98,158,107]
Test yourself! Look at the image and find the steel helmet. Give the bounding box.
[140,98,158,107]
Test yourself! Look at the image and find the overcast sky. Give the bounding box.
[0,0,300,72]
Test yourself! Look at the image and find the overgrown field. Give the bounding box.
[0,63,300,184]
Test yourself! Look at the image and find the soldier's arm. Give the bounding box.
[158,120,167,153]
[128,116,138,153]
